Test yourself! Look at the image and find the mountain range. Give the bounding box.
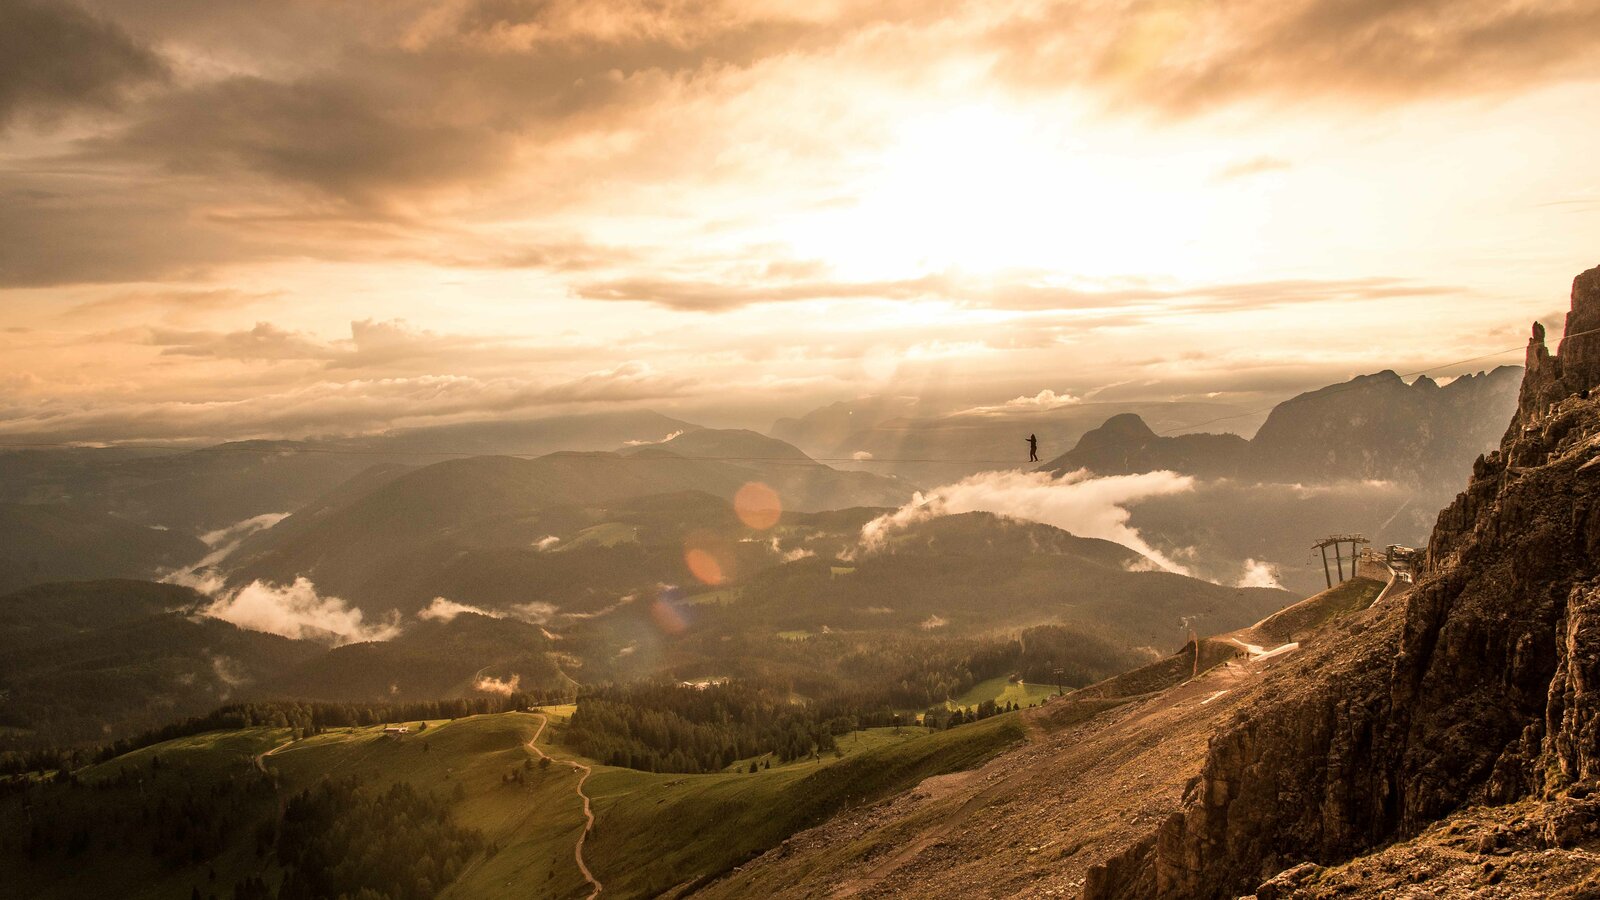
[1041,367,1524,594]
[1044,367,1523,484]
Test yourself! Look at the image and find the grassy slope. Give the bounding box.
[6,709,1029,900]
[580,712,1028,898]
[949,675,1061,710]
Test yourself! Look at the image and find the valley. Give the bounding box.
[6,4,1597,896]
[1,270,1594,899]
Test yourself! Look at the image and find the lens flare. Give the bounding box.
[685,547,724,585]
[735,481,782,530]
[650,594,689,635]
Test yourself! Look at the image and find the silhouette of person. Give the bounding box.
[1026,433,1039,462]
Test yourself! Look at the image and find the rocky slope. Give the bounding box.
[1084,263,1600,898]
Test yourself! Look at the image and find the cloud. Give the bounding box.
[63,288,285,322]
[165,512,290,593]
[150,322,331,361]
[958,388,1082,416]
[207,653,248,689]
[0,0,166,129]
[203,577,401,645]
[755,535,813,562]
[575,268,1459,316]
[0,362,695,443]
[623,429,684,446]
[575,273,949,312]
[1236,558,1284,589]
[533,535,562,550]
[0,175,258,288]
[1215,155,1292,181]
[416,596,495,622]
[857,468,1196,573]
[987,0,1600,113]
[416,595,558,624]
[95,74,515,209]
[473,673,521,696]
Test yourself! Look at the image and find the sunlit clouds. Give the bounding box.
[856,468,1196,572]
[202,577,401,645]
[3,0,1599,442]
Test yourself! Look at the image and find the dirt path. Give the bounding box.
[527,712,603,900]
[251,734,294,775]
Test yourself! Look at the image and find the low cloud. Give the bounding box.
[207,653,248,690]
[533,535,562,551]
[203,577,400,645]
[165,512,290,594]
[857,468,1196,573]
[416,595,558,625]
[623,429,684,446]
[1236,558,1284,589]
[473,674,521,696]
[747,535,813,562]
[417,596,495,622]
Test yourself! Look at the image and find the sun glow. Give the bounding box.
[779,103,1234,282]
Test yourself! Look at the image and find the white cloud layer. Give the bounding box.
[165,511,290,594]
[858,468,1196,573]
[473,674,521,696]
[203,577,400,645]
[416,595,557,624]
[1236,558,1284,589]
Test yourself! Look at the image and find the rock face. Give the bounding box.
[1084,264,1600,899]
[1246,367,1522,484]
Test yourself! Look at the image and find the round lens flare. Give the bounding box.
[684,547,724,585]
[734,481,782,530]
[650,597,689,636]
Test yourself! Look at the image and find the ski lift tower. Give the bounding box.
[1312,534,1370,590]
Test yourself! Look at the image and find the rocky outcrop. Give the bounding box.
[1044,414,1247,478]
[1084,263,1600,899]
[1506,264,1600,439]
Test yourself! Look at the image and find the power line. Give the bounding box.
[0,326,1590,466]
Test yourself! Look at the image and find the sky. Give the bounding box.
[2,0,1598,444]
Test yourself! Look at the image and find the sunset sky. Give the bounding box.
[3,0,1598,443]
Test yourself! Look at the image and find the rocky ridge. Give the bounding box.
[1085,264,1600,898]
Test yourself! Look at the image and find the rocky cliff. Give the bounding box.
[1085,264,1600,899]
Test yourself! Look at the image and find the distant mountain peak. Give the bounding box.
[1089,412,1157,439]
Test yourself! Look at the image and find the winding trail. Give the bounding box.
[252,734,294,775]
[527,712,603,900]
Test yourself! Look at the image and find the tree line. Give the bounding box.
[0,691,574,777]
[566,680,846,773]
